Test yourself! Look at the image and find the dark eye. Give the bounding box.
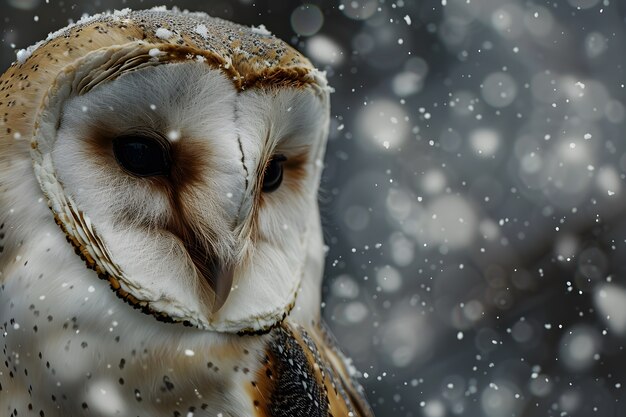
[113,134,171,177]
[262,154,287,192]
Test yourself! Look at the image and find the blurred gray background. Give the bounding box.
[3,0,626,416]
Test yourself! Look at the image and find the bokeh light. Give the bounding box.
[290,4,323,36]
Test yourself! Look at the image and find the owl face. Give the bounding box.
[2,9,330,333]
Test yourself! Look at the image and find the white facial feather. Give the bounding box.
[46,61,328,330]
[52,64,242,325]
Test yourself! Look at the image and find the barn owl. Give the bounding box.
[0,8,373,417]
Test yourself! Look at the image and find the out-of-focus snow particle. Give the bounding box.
[440,128,462,152]
[529,375,553,397]
[306,35,344,66]
[343,301,368,323]
[344,205,370,231]
[424,195,477,249]
[605,100,625,123]
[585,32,608,58]
[520,151,543,176]
[511,320,533,343]
[462,300,484,322]
[594,284,626,335]
[491,4,524,39]
[523,5,554,37]
[567,0,601,9]
[469,128,500,157]
[376,265,403,293]
[530,71,559,103]
[559,325,600,371]
[596,165,621,196]
[479,219,500,242]
[422,169,447,195]
[481,382,521,417]
[555,235,578,261]
[423,399,445,417]
[389,233,415,266]
[339,0,378,20]
[449,90,478,116]
[7,0,39,10]
[482,72,518,108]
[392,71,423,97]
[559,391,582,414]
[355,100,409,151]
[331,274,360,299]
[386,188,413,221]
[352,32,375,54]
[291,4,324,36]
[405,56,429,77]
[567,79,610,121]
[442,375,466,400]
[381,308,434,367]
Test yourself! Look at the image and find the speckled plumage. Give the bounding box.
[0,7,373,417]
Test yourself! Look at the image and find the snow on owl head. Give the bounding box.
[0,7,373,417]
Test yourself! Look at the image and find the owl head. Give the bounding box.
[0,8,330,333]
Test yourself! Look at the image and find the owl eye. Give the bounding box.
[113,134,171,177]
[262,154,287,192]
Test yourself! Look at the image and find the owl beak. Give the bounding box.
[180,235,234,313]
[185,245,234,313]
[172,214,235,314]
[208,265,234,313]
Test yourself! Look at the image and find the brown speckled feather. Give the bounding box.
[249,321,375,417]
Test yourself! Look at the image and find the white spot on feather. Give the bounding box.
[112,8,131,18]
[195,24,209,39]
[16,49,31,64]
[250,24,272,36]
[149,48,164,58]
[155,28,173,40]
[167,130,181,142]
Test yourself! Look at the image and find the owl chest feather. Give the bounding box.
[0,231,370,417]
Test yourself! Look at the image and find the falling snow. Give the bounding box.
[2,1,626,416]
